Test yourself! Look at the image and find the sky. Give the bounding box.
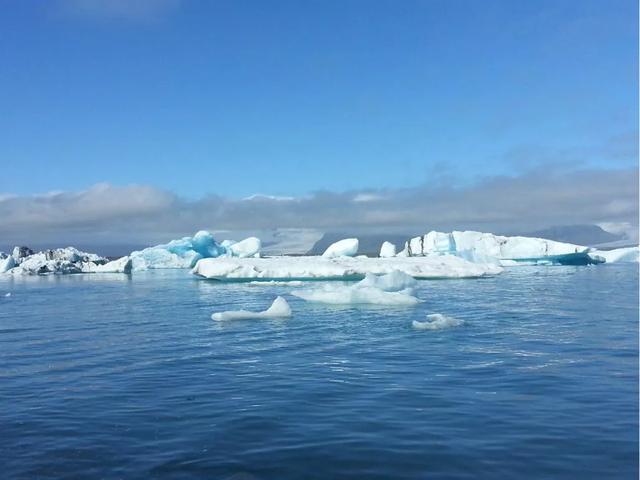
[0,0,638,249]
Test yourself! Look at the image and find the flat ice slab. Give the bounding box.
[292,271,421,306]
[192,255,502,281]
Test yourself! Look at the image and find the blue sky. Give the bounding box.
[1,0,637,199]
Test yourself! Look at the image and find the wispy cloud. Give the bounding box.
[57,0,181,22]
[0,168,637,249]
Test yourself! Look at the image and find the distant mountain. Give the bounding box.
[522,225,621,247]
[307,232,416,256]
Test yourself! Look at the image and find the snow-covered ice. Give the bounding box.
[211,296,292,321]
[412,313,464,330]
[379,241,396,258]
[192,254,502,281]
[322,238,359,258]
[291,271,421,306]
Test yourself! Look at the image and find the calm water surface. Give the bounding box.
[1,265,638,479]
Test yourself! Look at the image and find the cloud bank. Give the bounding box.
[1,168,637,250]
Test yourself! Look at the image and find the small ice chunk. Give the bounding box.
[379,241,396,258]
[412,313,464,330]
[4,292,11,297]
[322,238,359,258]
[211,296,292,321]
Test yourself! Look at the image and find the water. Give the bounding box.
[1,265,637,479]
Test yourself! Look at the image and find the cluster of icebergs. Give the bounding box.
[210,270,464,331]
[2,228,637,277]
[0,246,132,275]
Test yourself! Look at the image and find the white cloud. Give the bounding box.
[0,168,637,248]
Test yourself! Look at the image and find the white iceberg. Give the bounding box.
[400,230,600,265]
[211,296,292,321]
[227,237,261,258]
[81,256,133,274]
[322,238,359,258]
[589,246,639,263]
[192,254,502,281]
[3,246,129,275]
[292,271,420,306]
[379,241,397,258]
[0,255,15,273]
[412,313,464,330]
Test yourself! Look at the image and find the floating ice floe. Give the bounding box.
[412,313,464,330]
[291,271,420,306]
[379,241,397,258]
[211,296,292,321]
[248,280,305,287]
[399,230,611,265]
[1,246,132,275]
[322,238,359,258]
[192,254,502,281]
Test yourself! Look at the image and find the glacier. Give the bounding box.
[192,254,502,281]
[322,238,359,258]
[211,296,292,321]
[291,271,420,306]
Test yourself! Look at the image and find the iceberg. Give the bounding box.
[81,256,133,274]
[589,246,639,263]
[322,238,359,258]
[211,296,292,321]
[0,254,15,273]
[412,313,464,330]
[291,271,420,306]
[400,230,604,265]
[379,241,397,258]
[192,254,502,281]
[129,231,264,270]
[2,246,131,275]
[226,237,261,258]
[130,230,226,270]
